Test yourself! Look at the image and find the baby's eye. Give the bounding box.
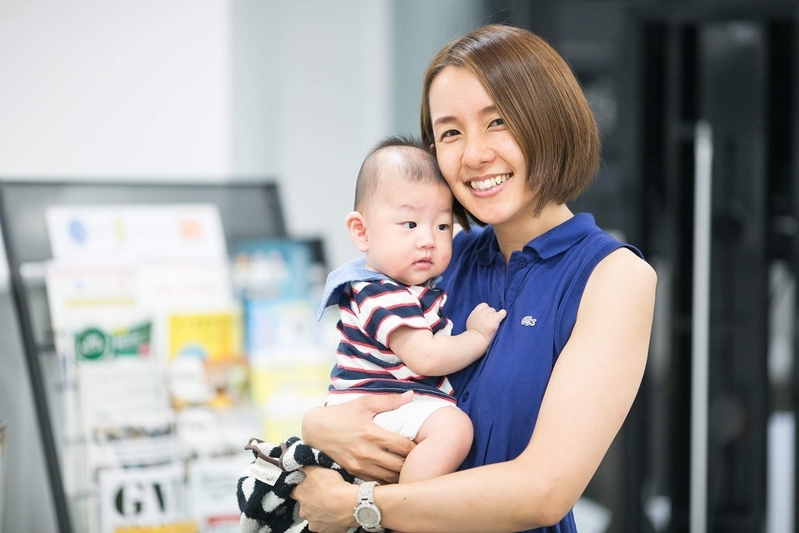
[401,221,417,229]
[437,223,450,231]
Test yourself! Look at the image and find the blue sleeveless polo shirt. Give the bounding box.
[438,213,642,533]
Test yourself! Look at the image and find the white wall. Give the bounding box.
[0,0,232,178]
[231,0,392,269]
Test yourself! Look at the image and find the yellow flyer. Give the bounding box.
[166,309,247,410]
[115,521,197,533]
[168,311,242,361]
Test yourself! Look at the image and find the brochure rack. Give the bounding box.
[0,180,287,533]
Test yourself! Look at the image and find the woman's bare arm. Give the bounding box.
[295,249,657,532]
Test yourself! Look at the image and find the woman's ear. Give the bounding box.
[345,211,369,252]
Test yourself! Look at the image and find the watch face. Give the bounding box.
[356,505,380,526]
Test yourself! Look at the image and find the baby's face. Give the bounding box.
[362,177,453,286]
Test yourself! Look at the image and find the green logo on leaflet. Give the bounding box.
[112,322,152,356]
[75,328,109,360]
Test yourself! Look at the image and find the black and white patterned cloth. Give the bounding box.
[237,436,362,533]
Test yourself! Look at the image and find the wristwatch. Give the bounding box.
[353,481,384,532]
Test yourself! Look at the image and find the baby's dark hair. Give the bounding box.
[354,134,447,211]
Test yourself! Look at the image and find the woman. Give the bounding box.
[293,23,656,533]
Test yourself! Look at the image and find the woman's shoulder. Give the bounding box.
[569,246,657,333]
[556,237,656,353]
[591,246,657,293]
[576,222,656,297]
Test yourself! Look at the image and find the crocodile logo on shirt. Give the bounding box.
[521,316,537,327]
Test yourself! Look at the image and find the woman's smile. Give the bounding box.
[467,172,511,192]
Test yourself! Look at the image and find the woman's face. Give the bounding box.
[428,67,535,229]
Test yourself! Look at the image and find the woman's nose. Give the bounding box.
[462,134,493,168]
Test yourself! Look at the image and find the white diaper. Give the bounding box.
[325,393,458,439]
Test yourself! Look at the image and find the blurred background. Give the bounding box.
[0,0,797,532]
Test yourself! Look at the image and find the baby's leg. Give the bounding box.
[399,407,473,484]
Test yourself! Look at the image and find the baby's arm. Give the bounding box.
[388,303,506,376]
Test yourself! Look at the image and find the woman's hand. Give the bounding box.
[302,391,416,483]
[293,466,359,533]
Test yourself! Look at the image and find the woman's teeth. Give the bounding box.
[469,174,510,191]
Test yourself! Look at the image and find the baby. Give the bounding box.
[317,135,506,484]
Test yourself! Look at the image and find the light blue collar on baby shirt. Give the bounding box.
[316,257,442,321]
[316,257,391,321]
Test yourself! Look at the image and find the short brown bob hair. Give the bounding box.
[421,24,599,227]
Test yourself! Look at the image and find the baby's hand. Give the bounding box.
[465,302,507,344]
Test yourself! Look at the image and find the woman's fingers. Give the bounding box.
[292,466,355,533]
[301,391,417,480]
[371,390,415,412]
[347,439,407,483]
[364,391,416,451]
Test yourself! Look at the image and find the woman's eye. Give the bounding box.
[401,221,417,229]
[437,223,450,231]
[489,118,505,127]
[439,129,460,141]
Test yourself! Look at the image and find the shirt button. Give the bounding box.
[462,392,470,402]
[516,258,527,268]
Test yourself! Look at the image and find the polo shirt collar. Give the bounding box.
[477,213,597,264]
